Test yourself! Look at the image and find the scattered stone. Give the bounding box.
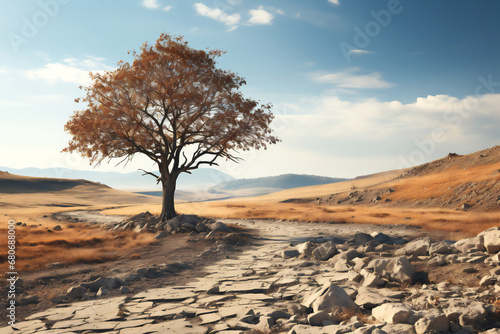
[372,303,413,324]
[53,225,62,231]
[428,255,447,266]
[479,275,496,286]
[296,241,315,256]
[307,310,336,326]
[303,283,359,313]
[395,237,431,256]
[18,295,39,305]
[282,249,300,259]
[66,286,86,299]
[96,287,109,297]
[312,241,338,261]
[480,227,500,254]
[155,231,168,239]
[414,310,449,334]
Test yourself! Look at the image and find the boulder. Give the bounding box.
[255,316,274,332]
[282,249,300,259]
[354,287,393,309]
[453,236,485,253]
[372,303,413,324]
[155,231,168,239]
[81,276,117,292]
[96,287,109,297]
[312,241,338,261]
[353,233,373,245]
[371,232,394,244]
[67,286,86,299]
[395,237,431,256]
[381,323,416,334]
[361,270,386,287]
[302,283,359,313]
[429,241,455,255]
[296,241,315,257]
[479,227,500,254]
[444,299,488,326]
[427,255,446,266]
[414,310,449,334]
[209,221,232,233]
[195,221,208,233]
[307,310,337,326]
[366,256,416,284]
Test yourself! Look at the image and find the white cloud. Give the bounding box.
[248,6,274,25]
[142,0,160,9]
[312,68,392,89]
[194,2,240,31]
[328,0,340,6]
[163,5,172,11]
[252,93,500,178]
[26,57,110,85]
[349,49,374,55]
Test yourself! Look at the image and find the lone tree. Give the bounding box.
[64,34,279,221]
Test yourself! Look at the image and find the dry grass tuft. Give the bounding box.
[0,221,156,271]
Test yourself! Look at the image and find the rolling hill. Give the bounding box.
[0,167,234,191]
[211,174,348,192]
[0,171,159,208]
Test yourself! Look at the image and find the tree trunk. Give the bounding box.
[159,176,177,221]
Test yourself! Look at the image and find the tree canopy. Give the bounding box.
[64,34,279,220]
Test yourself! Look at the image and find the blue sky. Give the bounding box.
[0,0,499,179]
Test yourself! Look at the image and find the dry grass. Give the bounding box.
[0,178,159,271]
[0,219,156,271]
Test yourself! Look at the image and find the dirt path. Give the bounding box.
[1,216,455,331]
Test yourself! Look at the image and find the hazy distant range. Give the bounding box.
[0,166,348,198]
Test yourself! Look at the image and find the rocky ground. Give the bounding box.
[2,217,500,333]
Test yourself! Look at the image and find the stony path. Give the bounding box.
[1,220,499,333]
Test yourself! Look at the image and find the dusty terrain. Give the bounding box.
[1,147,500,332]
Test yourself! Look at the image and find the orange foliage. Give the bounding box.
[63,34,279,219]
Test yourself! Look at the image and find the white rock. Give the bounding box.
[381,323,416,334]
[414,310,449,334]
[480,227,500,254]
[296,241,314,257]
[453,236,485,253]
[361,270,386,287]
[427,255,446,266]
[307,310,336,326]
[303,283,359,313]
[395,238,431,256]
[312,241,337,261]
[444,299,488,325]
[429,241,455,255]
[372,303,414,324]
[367,256,416,284]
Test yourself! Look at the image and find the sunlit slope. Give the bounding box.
[0,171,159,210]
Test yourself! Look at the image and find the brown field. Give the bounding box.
[0,174,159,271]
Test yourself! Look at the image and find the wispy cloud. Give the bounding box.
[25,57,111,85]
[349,49,374,55]
[194,2,240,31]
[142,0,160,9]
[328,0,340,6]
[163,5,172,11]
[312,68,392,89]
[248,6,274,25]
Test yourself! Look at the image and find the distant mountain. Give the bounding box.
[0,166,234,191]
[210,174,349,194]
